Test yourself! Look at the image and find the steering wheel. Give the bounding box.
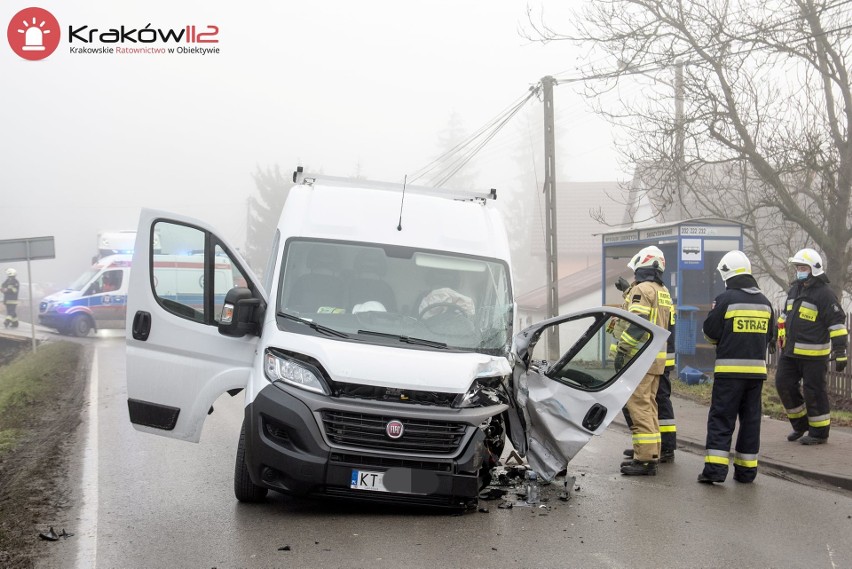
[418,302,480,337]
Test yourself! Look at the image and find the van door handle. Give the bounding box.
[132,311,151,341]
[582,403,607,431]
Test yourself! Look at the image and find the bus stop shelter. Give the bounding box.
[599,218,745,377]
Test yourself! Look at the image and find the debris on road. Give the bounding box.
[38,527,72,541]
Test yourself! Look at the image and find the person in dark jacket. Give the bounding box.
[2,268,20,328]
[699,251,775,484]
[775,248,847,445]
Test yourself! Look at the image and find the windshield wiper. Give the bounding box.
[279,312,349,338]
[357,329,448,349]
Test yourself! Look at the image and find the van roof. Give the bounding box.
[279,179,511,262]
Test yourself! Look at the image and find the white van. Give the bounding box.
[39,253,233,336]
[125,170,667,508]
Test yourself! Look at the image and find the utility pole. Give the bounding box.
[542,75,560,359]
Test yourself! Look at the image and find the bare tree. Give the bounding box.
[527,0,852,298]
[245,164,292,275]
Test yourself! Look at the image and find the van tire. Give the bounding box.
[69,314,93,337]
[234,422,268,503]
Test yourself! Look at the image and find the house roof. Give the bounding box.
[516,261,628,311]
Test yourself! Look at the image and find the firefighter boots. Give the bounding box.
[620,460,657,476]
[799,435,828,445]
[624,448,675,463]
[786,430,805,441]
[697,472,724,484]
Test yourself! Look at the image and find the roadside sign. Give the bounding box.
[0,236,55,262]
[0,236,55,352]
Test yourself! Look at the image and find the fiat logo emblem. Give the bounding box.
[386,420,404,439]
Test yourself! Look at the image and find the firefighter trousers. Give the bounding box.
[3,302,17,325]
[622,369,676,453]
[702,378,762,482]
[775,356,831,439]
[624,371,661,462]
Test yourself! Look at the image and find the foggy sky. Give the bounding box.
[3,1,627,291]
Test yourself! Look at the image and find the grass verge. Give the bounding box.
[670,369,852,428]
[0,340,88,569]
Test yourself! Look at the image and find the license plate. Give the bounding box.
[350,469,388,492]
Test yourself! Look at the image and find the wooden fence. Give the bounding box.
[765,312,852,400]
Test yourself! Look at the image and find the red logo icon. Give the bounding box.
[385,420,404,439]
[7,7,60,60]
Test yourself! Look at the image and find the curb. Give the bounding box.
[613,420,852,492]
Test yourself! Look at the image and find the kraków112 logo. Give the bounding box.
[7,7,61,60]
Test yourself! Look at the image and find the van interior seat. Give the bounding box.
[286,246,347,313]
[348,249,397,312]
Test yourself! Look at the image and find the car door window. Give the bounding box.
[152,222,206,322]
[151,221,250,325]
[529,313,649,392]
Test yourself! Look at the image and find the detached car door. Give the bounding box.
[126,209,264,443]
[508,306,669,480]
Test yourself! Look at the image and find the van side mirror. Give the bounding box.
[218,287,264,337]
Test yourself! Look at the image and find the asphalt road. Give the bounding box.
[39,335,852,569]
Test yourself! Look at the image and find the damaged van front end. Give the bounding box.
[243,345,513,508]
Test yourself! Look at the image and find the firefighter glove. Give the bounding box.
[615,277,630,292]
[614,351,627,372]
[767,341,776,355]
[834,349,847,372]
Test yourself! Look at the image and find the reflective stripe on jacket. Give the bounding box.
[618,280,672,375]
[781,278,847,360]
[703,287,775,380]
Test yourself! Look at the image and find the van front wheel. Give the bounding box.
[234,422,268,503]
[70,314,93,337]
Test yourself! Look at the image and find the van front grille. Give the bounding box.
[321,411,467,454]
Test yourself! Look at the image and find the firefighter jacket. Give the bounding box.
[615,274,672,375]
[702,275,775,379]
[778,276,847,359]
[1,277,19,304]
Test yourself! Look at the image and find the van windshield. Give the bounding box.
[69,268,101,291]
[276,240,513,354]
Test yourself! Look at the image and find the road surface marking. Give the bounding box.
[76,347,99,569]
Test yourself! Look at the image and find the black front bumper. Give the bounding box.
[244,384,491,508]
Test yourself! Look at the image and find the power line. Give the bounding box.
[410,87,538,186]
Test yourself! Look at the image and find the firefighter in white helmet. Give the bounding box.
[2,268,20,328]
[617,255,678,466]
[775,248,847,445]
[698,251,775,483]
[613,245,672,476]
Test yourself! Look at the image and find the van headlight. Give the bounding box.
[264,350,329,395]
[454,375,508,408]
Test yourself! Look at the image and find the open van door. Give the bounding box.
[126,209,265,443]
[507,307,669,480]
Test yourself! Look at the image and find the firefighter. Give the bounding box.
[698,251,775,484]
[775,248,847,445]
[619,274,678,463]
[614,245,672,476]
[2,268,20,328]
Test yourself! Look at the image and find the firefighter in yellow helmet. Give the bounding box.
[698,251,775,483]
[775,248,847,445]
[2,268,20,328]
[614,246,672,475]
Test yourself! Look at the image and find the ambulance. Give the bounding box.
[124,169,667,508]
